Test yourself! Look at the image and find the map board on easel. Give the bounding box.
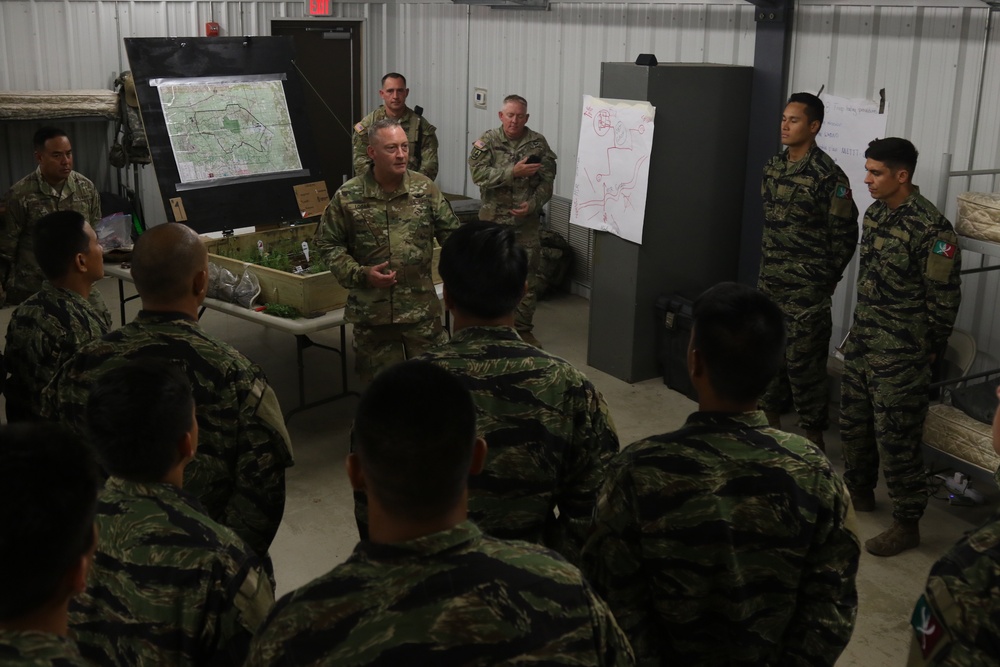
[125,37,324,234]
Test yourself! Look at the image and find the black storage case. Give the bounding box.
[655,294,696,402]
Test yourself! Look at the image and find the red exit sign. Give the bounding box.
[309,0,332,15]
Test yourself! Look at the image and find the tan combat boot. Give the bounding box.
[805,430,826,453]
[865,519,920,557]
[764,411,782,429]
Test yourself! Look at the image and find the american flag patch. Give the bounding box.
[474,140,486,149]
[354,122,365,133]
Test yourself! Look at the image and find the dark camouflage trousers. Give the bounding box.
[840,339,931,522]
[352,317,447,382]
[759,296,833,431]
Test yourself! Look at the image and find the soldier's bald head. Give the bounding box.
[131,223,208,303]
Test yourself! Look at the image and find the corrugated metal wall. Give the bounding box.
[2,0,998,364]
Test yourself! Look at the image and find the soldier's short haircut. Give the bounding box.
[33,125,68,150]
[353,360,478,521]
[33,210,91,280]
[865,137,918,176]
[131,223,207,302]
[381,72,406,87]
[503,94,528,109]
[439,221,527,319]
[86,358,196,483]
[787,92,824,126]
[369,117,403,145]
[0,423,98,621]
[692,282,786,403]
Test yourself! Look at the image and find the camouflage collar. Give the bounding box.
[685,410,770,430]
[353,521,482,561]
[32,166,78,198]
[104,476,203,510]
[360,170,412,200]
[0,629,83,661]
[451,325,520,343]
[136,310,199,324]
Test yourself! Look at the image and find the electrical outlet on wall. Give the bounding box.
[474,88,487,109]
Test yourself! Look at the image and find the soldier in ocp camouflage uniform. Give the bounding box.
[43,223,293,566]
[2,127,102,305]
[0,423,99,667]
[352,72,439,180]
[469,94,557,347]
[416,221,618,565]
[582,283,860,667]
[317,118,458,381]
[758,93,859,447]
[70,360,273,667]
[840,138,962,557]
[245,361,634,667]
[4,211,111,422]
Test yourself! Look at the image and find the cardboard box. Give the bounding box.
[203,222,441,315]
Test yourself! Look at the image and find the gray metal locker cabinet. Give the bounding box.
[586,62,753,383]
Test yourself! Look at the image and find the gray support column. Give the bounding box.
[737,0,794,285]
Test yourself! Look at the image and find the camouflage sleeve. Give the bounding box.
[553,383,620,564]
[225,374,293,558]
[922,227,962,352]
[214,553,276,666]
[314,194,368,290]
[585,579,638,666]
[432,186,460,247]
[87,181,103,226]
[0,188,23,287]
[825,172,859,286]
[778,475,860,665]
[530,138,557,216]
[581,453,661,663]
[469,135,512,190]
[352,122,371,178]
[419,119,439,182]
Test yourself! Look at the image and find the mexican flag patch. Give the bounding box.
[911,594,945,658]
[835,184,852,199]
[933,240,956,259]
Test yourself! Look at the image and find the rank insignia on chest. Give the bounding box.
[911,595,946,658]
[354,122,365,134]
[835,184,852,199]
[933,241,956,259]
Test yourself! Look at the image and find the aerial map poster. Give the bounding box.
[570,95,656,245]
[152,74,305,189]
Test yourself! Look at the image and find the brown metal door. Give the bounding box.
[271,19,362,193]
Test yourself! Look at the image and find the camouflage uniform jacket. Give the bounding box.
[352,105,439,180]
[4,282,112,420]
[0,630,89,667]
[2,168,102,304]
[70,477,274,667]
[759,145,859,306]
[908,509,1000,666]
[42,311,293,559]
[852,189,962,358]
[417,325,619,564]
[244,521,635,667]
[469,127,557,225]
[314,170,458,326]
[582,410,860,667]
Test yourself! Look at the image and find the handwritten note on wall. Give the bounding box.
[816,93,889,220]
[570,95,656,245]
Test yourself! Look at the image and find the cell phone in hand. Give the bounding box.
[525,155,541,164]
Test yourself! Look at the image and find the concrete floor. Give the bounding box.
[17,276,998,667]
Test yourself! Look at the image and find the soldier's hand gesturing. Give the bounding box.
[510,202,531,217]
[365,262,397,288]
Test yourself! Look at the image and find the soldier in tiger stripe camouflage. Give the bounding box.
[757,92,859,448]
[246,361,634,667]
[69,360,273,667]
[841,138,962,557]
[582,282,860,667]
